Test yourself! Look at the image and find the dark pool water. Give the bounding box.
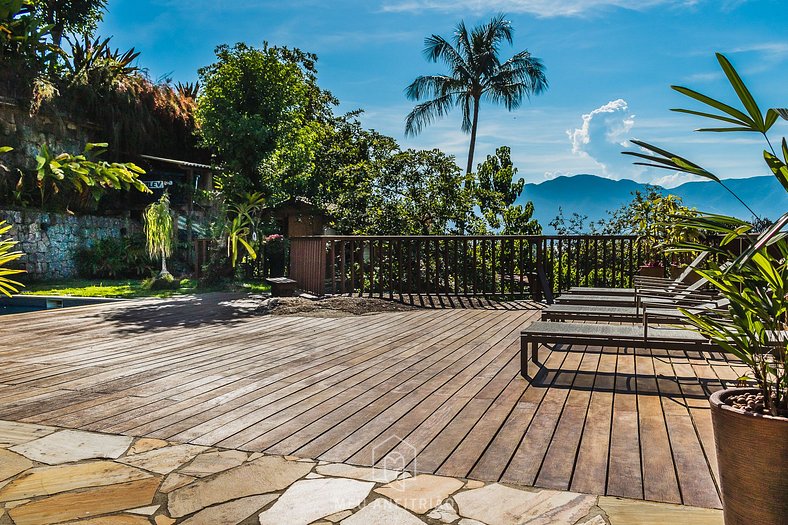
[0,305,44,315]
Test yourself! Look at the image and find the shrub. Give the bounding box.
[74,235,153,278]
[142,274,180,291]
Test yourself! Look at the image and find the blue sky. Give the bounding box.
[99,0,788,188]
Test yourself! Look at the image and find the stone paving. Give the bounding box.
[0,419,724,525]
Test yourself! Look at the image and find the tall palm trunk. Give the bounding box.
[465,97,480,175]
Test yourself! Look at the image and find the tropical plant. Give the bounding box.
[61,34,139,89]
[30,142,149,208]
[175,81,199,100]
[405,14,547,175]
[623,53,787,415]
[143,193,174,278]
[0,220,24,296]
[226,192,265,267]
[0,0,60,72]
[629,192,698,265]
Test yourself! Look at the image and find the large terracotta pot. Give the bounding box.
[638,265,665,278]
[709,388,788,525]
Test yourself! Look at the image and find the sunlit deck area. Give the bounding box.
[0,293,747,511]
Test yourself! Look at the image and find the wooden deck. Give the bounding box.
[0,293,748,509]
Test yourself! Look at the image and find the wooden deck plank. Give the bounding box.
[0,293,739,509]
[569,350,616,496]
[605,349,644,500]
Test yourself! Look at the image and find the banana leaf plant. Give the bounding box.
[31,142,149,209]
[622,53,787,415]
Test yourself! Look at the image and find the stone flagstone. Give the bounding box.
[453,484,597,525]
[341,498,426,525]
[598,496,723,525]
[375,474,464,514]
[316,463,400,483]
[0,449,33,482]
[61,514,150,525]
[178,449,248,477]
[427,502,461,523]
[10,429,132,465]
[61,516,152,525]
[118,443,207,475]
[168,455,312,518]
[7,476,160,525]
[127,438,169,455]
[0,420,56,446]
[127,504,160,515]
[258,478,374,525]
[180,494,278,525]
[0,461,152,501]
[159,472,196,493]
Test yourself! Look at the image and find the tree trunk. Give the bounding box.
[159,250,170,278]
[465,97,481,175]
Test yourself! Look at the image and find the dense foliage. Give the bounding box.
[196,43,335,199]
[0,0,200,165]
[475,146,540,234]
[74,235,152,279]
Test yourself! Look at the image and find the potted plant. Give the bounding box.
[630,192,697,278]
[623,53,788,525]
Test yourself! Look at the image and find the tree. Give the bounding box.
[475,146,540,234]
[196,43,335,199]
[33,0,106,50]
[143,193,173,278]
[405,14,547,175]
[369,148,477,235]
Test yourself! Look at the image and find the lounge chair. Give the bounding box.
[563,251,709,297]
[519,320,715,375]
[555,277,716,307]
[542,297,729,323]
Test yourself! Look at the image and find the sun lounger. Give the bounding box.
[564,251,709,296]
[541,299,728,323]
[520,320,714,375]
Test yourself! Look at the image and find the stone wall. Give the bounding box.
[0,208,137,280]
[0,100,98,172]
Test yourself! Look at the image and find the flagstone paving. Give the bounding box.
[0,419,723,525]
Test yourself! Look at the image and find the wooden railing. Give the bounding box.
[289,235,649,299]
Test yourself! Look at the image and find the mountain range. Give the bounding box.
[520,174,788,233]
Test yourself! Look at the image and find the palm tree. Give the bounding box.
[405,14,548,175]
[143,193,173,278]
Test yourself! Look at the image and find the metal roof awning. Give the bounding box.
[139,154,218,171]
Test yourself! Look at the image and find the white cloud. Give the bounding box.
[567,99,636,177]
[379,0,698,17]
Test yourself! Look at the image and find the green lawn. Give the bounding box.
[20,279,270,299]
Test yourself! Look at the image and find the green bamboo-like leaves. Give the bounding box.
[763,138,788,193]
[670,53,777,134]
[623,139,719,180]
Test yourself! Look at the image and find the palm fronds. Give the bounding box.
[0,220,24,297]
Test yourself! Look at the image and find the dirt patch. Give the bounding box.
[270,296,418,317]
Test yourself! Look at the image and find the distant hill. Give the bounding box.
[520,174,788,233]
